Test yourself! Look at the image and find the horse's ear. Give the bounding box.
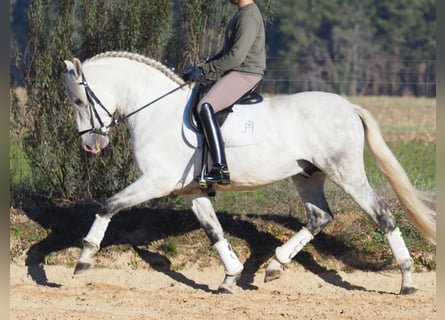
[64,60,74,72]
[73,58,83,78]
[64,58,83,78]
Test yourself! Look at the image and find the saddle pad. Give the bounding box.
[182,97,266,149]
[220,102,266,147]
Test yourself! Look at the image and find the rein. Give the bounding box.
[78,74,187,136]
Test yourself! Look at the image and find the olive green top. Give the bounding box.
[201,2,266,78]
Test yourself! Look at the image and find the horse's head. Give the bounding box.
[64,58,111,154]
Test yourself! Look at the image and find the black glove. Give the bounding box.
[182,65,204,82]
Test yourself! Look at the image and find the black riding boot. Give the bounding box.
[199,103,231,184]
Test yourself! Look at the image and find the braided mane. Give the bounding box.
[85,51,185,85]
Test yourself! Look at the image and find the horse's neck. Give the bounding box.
[86,60,187,131]
[127,87,189,133]
[85,59,184,117]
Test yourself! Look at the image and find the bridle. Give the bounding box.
[77,74,115,136]
[76,73,188,137]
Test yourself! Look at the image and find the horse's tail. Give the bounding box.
[353,104,436,245]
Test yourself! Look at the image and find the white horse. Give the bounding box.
[64,51,435,294]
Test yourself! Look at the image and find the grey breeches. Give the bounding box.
[197,71,262,114]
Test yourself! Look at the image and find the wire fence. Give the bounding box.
[262,57,436,97]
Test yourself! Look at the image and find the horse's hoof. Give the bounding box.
[216,283,235,294]
[264,258,283,283]
[264,269,282,283]
[73,261,91,275]
[400,286,418,295]
[216,273,241,294]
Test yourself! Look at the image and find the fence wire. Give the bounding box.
[263,57,436,97]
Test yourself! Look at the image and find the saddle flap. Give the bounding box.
[187,80,263,131]
[182,87,266,149]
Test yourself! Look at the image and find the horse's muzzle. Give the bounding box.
[83,144,101,154]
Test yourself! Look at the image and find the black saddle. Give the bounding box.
[188,80,263,132]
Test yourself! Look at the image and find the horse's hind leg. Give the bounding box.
[265,172,333,282]
[182,194,243,294]
[330,167,416,294]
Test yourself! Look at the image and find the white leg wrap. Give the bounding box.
[275,227,313,264]
[83,214,111,248]
[214,239,243,276]
[385,227,411,263]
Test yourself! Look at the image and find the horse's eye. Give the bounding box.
[74,98,83,106]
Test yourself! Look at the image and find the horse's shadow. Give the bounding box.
[21,202,379,293]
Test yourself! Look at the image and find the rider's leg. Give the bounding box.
[199,103,231,184]
[197,71,261,184]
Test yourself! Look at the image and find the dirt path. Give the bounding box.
[10,261,436,320]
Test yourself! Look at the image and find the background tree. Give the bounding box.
[263,0,435,95]
[164,0,233,70]
[78,0,172,60]
[11,0,174,201]
[165,0,274,71]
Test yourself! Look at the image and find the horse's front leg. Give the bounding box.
[74,175,161,274]
[182,195,243,293]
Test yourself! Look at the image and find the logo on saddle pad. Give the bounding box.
[182,90,266,148]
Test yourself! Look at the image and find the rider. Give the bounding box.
[182,0,266,185]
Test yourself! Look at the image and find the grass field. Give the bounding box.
[10,95,436,273]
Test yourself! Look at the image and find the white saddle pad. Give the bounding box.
[182,98,266,148]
